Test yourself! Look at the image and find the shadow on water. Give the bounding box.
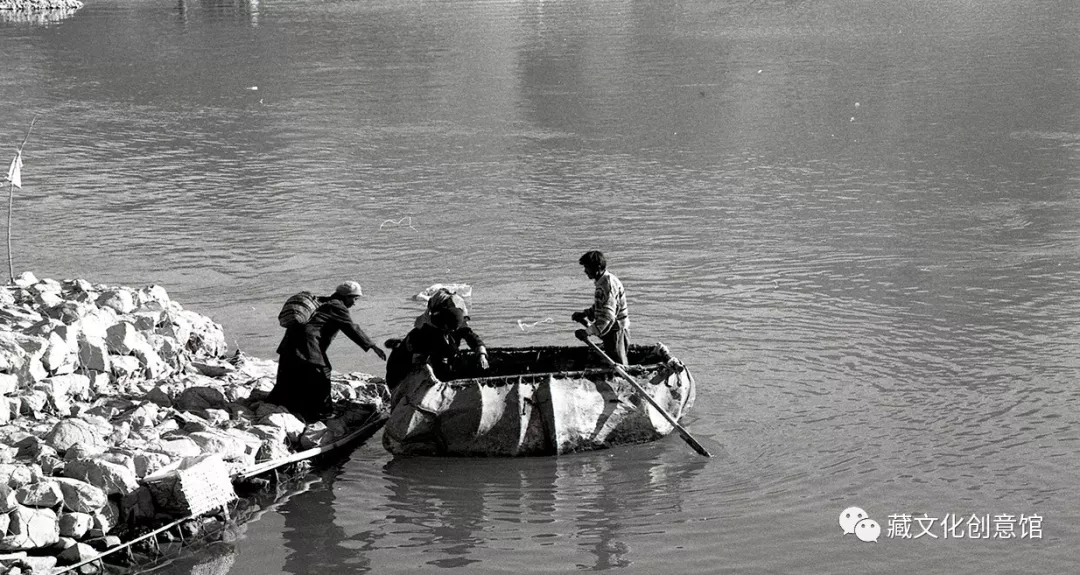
[273,463,368,574]
[374,443,709,572]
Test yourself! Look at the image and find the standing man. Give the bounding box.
[269,281,387,422]
[572,250,630,365]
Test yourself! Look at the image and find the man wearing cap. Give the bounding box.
[269,281,387,421]
[572,250,630,365]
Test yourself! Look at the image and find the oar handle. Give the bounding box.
[575,332,711,457]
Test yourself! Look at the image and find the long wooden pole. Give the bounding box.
[7,116,37,284]
[576,332,711,457]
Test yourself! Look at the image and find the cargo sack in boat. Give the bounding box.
[278,291,320,328]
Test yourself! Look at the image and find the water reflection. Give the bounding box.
[379,446,706,571]
[277,464,368,573]
[176,0,259,27]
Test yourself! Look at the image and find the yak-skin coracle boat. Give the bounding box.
[382,342,696,456]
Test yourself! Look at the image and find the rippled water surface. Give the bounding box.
[2,0,1080,573]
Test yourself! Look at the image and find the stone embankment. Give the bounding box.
[0,0,81,11]
[0,273,385,574]
[0,0,82,24]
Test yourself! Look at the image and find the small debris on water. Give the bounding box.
[517,318,554,331]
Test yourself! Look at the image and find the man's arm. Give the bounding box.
[324,304,378,351]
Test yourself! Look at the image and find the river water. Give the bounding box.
[2,0,1080,573]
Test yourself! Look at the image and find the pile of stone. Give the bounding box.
[0,0,82,11]
[0,0,82,15]
[0,273,386,574]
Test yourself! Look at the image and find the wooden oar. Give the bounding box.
[575,331,711,457]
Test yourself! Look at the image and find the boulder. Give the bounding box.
[0,332,28,373]
[133,451,173,478]
[137,285,170,308]
[0,486,18,513]
[0,374,17,397]
[11,272,38,288]
[14,481,63,508]
[0,506,59,551]
[44,419,109,454]
[53,478,107,514]
[104,322,149,356]
[150,437,202,459]
[258,411,305,443]
[187,431,248,462]
[61,459,138,496]
[42,331,76,374]
[96,289,136,315]
[0,465,39,490]
[77,335,111,374]
[119,402,160,429]
[56,541,96,565]
[174,386,228,412]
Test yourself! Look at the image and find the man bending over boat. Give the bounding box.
[269,281,387,422]
[572,250,630,365]
[385,292,489,391]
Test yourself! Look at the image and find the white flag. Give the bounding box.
[5,152,21,189]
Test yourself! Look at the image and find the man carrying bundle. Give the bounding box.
[385,287,489,392]
[269,281,387,422]
[572,250,630,365]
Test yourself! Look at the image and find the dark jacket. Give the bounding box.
[385,322,485,388]
[276,297,376,368]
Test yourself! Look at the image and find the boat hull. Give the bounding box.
[383,344,695,456]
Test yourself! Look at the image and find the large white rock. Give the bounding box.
[61,458,138,496]
[11,272,38,288]
[42,331,76,374]
[0,332,28,373]
[137,285,171,308]
[0,374,17,397]
[72,307,116,342]
[96,289,137,314]
[0,506,59,551]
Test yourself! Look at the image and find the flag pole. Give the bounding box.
[7,115,37,284]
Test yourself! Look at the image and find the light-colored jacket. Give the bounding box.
[583,271,629,337]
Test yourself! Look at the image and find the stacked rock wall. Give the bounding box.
[0,273,385,573]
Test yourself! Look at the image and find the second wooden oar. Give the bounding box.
[575,332,711,457]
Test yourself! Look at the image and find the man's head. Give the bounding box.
[578,250,607,280]
[431,307,467,332]
[334,281,363,307]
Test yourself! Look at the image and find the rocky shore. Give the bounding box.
[0,0,81,11]
[0,273,387,574]
[0,0,82,24]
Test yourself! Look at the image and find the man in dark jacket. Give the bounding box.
[385,302,488,393]
[269,281,387,421]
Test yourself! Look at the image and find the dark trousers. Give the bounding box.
[268,355,332,422]
[600,327,630,365]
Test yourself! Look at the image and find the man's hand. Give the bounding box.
[574,328,589,341]
[478,353,489,370]
[571,311,587,324]
[373,347,387,361]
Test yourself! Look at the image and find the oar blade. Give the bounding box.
[577,332,711,458]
